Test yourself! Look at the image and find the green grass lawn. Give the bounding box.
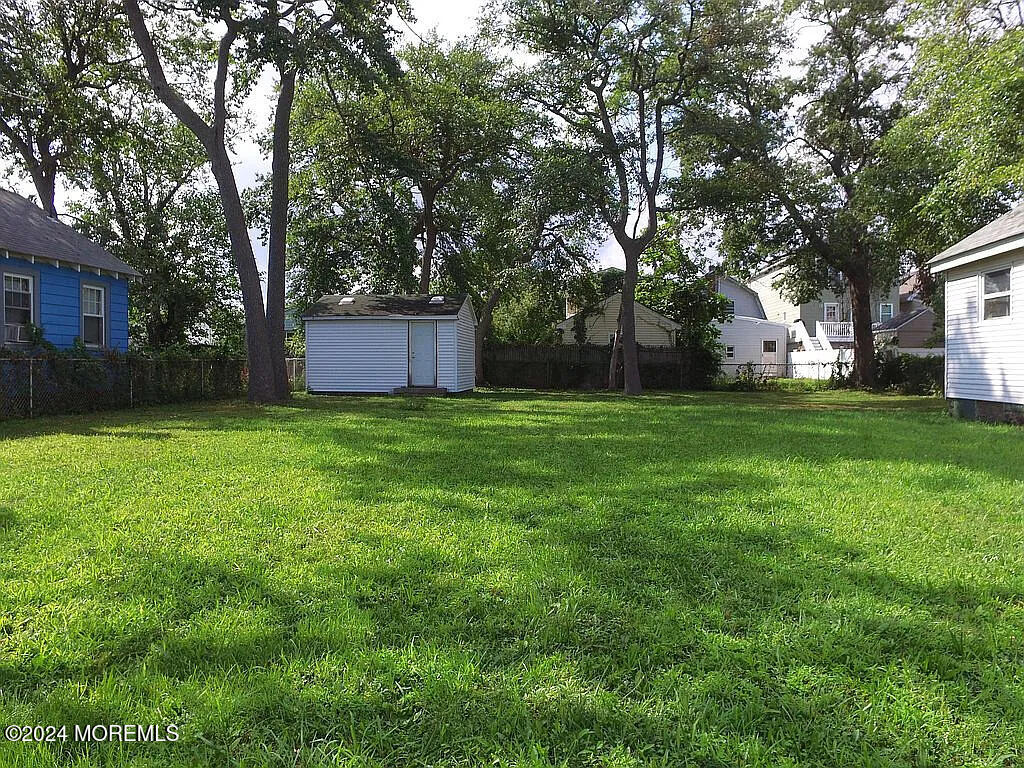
[0,390,1022,767]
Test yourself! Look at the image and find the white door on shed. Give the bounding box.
[409,321,437,386]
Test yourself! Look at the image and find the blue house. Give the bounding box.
[0,190,139,352]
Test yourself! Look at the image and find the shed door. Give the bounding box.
[409,321,437,386]
[761,339,778,370]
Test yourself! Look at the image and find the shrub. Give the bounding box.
[875,353,944,395]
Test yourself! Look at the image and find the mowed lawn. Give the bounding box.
[0,391,1022,767]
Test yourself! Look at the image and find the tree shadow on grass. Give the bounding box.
[6,506,1022,766]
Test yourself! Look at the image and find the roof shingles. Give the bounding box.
[0,189,140,276]
[303,294,468,319]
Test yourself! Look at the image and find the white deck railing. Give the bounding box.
[817,321,853,340]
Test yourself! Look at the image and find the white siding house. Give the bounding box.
[929,206,1024,421]
[304,294,476,394]
[716,316,790,375]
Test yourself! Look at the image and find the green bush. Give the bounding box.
[875,353,944,395]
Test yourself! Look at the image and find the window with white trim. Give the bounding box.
[608,332,616,346]
[762,340,777,353]
[879,302,894,323]
[981,267,1011,320]
[823,302,839,323]
[725,345,735,359]
[82,285,105,347]
[4,274,33,343]
[724,299,735,315]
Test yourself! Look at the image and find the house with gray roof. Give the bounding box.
[1,190,139,351]
[929,205,1024,422]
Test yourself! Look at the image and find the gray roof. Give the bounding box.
[303,294,469,319]
[872,306,933,332]
[0,189,141,276]
[931,204,1024,264]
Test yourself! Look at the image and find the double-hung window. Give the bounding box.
[4,274,33,343]
[725,345,735,359]
[981,268,1011,320]
[823,302,840,323]
[879,303,894,324]
[82,285,105,347]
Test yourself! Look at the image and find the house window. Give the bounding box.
[3,274,33,343]
[82,285,105,347]
[724,299,735,315]
[608,332,616,346]
[762,340,777,353]
[725,345,735,359]
[982,267,1011,320]
[879,303,894,323]
[823,303,840,323]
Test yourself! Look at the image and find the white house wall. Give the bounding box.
[717,277,765,318]
[306,319,409,393]
[944,252,1024,405]
[455,300,477,392]
[716,316,789,374]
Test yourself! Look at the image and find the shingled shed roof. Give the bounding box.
[303,294,470,319]
[930,204,1024,271]
[0,189,140,276]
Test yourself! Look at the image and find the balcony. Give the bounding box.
[817,321,853,341]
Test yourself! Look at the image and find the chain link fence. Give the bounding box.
[0,357,247,421]
[719,361,847,380]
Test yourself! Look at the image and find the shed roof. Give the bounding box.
[0,189,141,276]
[303,294,469,319]
[929,204,1024,271]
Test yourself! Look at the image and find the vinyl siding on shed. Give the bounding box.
[944,253,1024,405]
[716,277,765,318]
[455,300,476,392]
[305,319,409,393]
[437,320,457,390]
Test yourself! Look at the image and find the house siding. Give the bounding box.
[305,319,409,393]
[944,252,1024,405]
[716,317,789,371]
[455,299,476,392]
[559,293,676,346]
[747,265,900,327]
[1,254,129,351]
[716,276,765,318]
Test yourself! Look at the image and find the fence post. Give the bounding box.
[28,358,33,418]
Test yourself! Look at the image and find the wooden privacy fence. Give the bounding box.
[482,344,718,390]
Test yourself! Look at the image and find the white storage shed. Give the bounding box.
[303,294,477,394]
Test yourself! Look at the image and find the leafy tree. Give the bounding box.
[0,0,129,216]
[122,0,398,402]
[74,109,243,350]
[883,0,1022,271]
[699,0,917,387]
[495,0,764,394]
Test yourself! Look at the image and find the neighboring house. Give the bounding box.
[303,294,476,394]
[746,261,900,352]
[873,306,939,353]
[928,205,1024,422]
[0,190,139,351]
[556,292,681,347]
[711,275,790,374]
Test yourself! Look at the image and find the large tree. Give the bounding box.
[0,0,128,217]
[496,0,762,394]
[74,107,243,349]
[121,0,396,402]
[701,0,916,387]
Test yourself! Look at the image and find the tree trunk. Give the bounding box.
[619,245,643,395]
[208,145,278,403]
[266,68,296,400]
[475,288,501,384]
[29,160,58,219]
[419,188,437,294]
[848,271,876,388]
